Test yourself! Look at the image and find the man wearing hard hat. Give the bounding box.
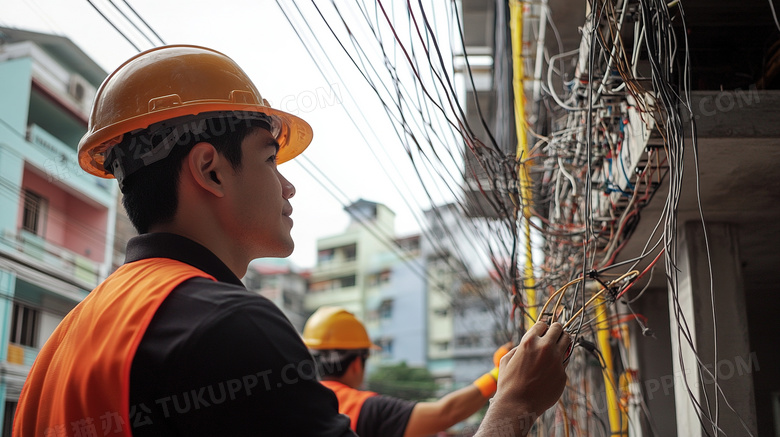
[13,45,571,437]
[303,306,550,437]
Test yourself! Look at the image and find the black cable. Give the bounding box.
[120,0,166,45]
[104,0,157,47]
[85,0,141,52]
[280,1,520,302]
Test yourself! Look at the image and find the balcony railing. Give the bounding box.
[304,286,359,311]
[2,229,100,288]
[26,123,113,198]
[312,259,358,277]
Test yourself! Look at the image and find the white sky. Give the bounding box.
[2,0,465,269]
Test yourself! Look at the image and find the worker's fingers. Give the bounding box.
[543,322,564,342]
[558,332,573,356]
[526,320,549,338]
[539,322,572,363]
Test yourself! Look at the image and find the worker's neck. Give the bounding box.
[323,376,361,390]
[148,216,248,279]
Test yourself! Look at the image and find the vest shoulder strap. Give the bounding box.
[14,258,215,437]
[321,380,378,431]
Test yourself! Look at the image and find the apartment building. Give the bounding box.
[305,199,426,369]
[0,27,114,431]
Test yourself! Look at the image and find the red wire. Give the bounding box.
[615,248,665,300]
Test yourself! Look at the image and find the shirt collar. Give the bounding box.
[124,233,245,287]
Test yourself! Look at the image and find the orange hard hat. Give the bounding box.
[77,45,313,179]
[302,306,378,350]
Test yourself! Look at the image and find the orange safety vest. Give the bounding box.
[13,258,214,437]
[320,380,378,432]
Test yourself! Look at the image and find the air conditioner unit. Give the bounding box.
[67,74,97,110]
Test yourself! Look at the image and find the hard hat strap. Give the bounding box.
[106,111,278,188]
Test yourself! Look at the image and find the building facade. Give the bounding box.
[305,199,427,370]
[450,277,510,386]
[0,28,114,432]
[421,203,501,389]
[364,234,425,368]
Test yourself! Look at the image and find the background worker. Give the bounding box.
[13,44,570,437]
[302,306,517,437]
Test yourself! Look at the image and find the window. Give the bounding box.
[2,402,17,437]
[395,236,420,253]
[341,244,357,261]
[308,275,355,292]
[434,341,450,352]
[368,270,391,287]
[317,248,335,263]
[456,335,481,348]
[375,338,393,357]
[378,299,393,319]
[433,308,449,317]
[10,303,39,347]
[21,190,47,236]
[339,275,356,287]
[309,280,330,292]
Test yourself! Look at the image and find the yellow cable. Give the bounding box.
[585,278,641,437]
[562,289,606,331]
[510,0,536,327]
[595,299,626,436]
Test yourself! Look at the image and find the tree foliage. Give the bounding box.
[366,361,439,401]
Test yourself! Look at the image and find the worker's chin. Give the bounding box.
[251,234,294,259]
[270,240,295,258]
[279,246,294,258]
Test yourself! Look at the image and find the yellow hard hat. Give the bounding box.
[302,306,378,350]
[77,44,313,179]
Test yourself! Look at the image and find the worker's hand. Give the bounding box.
[493,341,514,368]
[492,321,571,418]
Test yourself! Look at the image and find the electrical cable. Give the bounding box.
[119,0,166,45]
[104,0,158,48]
[85,0,141,52]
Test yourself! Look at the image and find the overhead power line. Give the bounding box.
[85,0,141,52]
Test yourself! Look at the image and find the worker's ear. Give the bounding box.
[186,142,226,198]
[347,356,363,374]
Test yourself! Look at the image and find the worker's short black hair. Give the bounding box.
[312,349,370,379]
[119,114,268,234]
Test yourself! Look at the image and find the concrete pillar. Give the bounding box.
[670,221,757,436]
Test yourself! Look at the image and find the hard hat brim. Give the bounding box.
[78,103,312,179]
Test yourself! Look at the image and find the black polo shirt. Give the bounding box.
[127,233,355,436]
[356,395,416,437]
